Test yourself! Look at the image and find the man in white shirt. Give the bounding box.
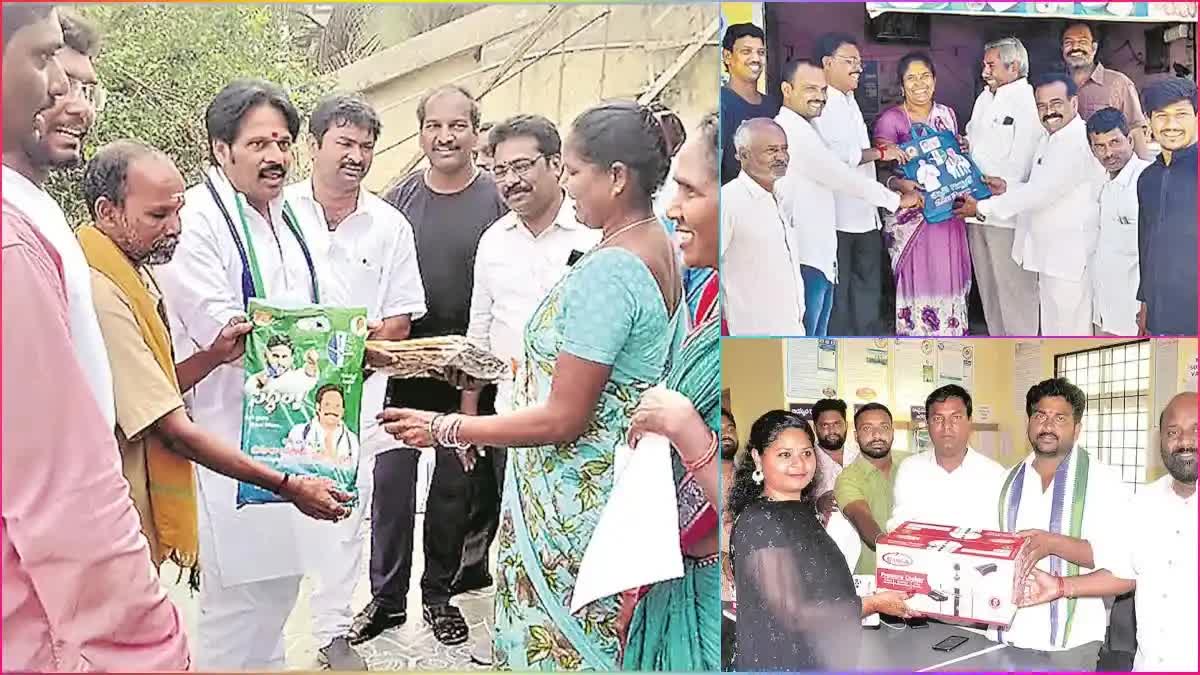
[464,114,599,415]
[1018,391,1198,672]
[283,94,428,669]
[720,118,805,336]
[991,378,1130,670]
[1086,108,1150,336]
[957,72,1106,336]
[962,37,1043,337]
[2,9,115,427]
[813,35,909,336]
[774,58,918,336]
[156,80,330,670]
[889,385,1006,531]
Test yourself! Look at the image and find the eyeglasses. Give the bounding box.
[492,154,546,181]
[832,54,862,68]
[68,76,107,113]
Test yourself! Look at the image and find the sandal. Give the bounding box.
[423,604,469,646]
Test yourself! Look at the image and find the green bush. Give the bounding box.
[50,4,332,224]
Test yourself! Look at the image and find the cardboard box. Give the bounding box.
[875,521,1023,627]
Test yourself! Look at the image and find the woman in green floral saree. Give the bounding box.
[380,102,686,670]
[622,114,723,671]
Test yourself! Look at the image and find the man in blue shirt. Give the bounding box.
[720,23,781,184]
[1136,77,1197,336]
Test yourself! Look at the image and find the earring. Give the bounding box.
[752,468,764,484]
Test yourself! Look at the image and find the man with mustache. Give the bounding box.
[1086,107,1150,336]
[813,34,909,337]
[835,403,909,574]
[354,85,507,648]
[956,72,1106,336]
[458,113,598,664]
[889,385,1005,531]
[3,7,115,432]
[720,117,805,336]
[991,378,1130,670]
[720,23,780,185]
[80,138,347,582]
[283,94,427,669]
[1135,77,1198,336]
[3,6,189,670]
[774,59,917,337]
[1062,22,1151,160]
[156,80,353,670]
[1017,391,1198,672]
[962,37,1043,337]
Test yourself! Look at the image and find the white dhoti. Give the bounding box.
[1039,273,1094,336]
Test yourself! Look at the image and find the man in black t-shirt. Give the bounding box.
[350,85,507,649]
[720,23,782,184]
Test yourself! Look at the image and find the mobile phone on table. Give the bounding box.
[932,635,969,652]
[909,617,929,629]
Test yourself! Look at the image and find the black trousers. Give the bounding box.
[829,229,889,336]
[454,446,505,588]
[368,377,500,610]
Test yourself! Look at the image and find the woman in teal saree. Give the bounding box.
[380,102,686,670]
[622,114,723,671]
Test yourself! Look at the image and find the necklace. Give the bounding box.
[596,215,657,249]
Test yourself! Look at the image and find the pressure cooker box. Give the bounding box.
[875,521,1023,627]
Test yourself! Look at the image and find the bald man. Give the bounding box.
[1017,391,1197,671]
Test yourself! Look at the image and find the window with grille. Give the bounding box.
[1054,340,1151,491]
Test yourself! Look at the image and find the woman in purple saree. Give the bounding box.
[873,52,973,336]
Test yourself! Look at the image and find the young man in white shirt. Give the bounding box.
[2,9,114,427]
[720,117,805,336]
[957,72,1106,336]
[156,80,340,671]
[1018,391,1198,672]
[889,385,1006,531]
[1085,108,1150,336]
[962,37,1043,337]
[773,59,918,337]
[283,94,428,669]
[991,378,1130,670]
[813,35,909,336]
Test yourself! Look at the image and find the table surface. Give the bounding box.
[725,602,1059,672]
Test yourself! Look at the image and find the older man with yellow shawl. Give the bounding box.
[77,141,349,584]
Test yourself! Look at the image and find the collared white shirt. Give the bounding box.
[2,165,115,428]
[285,178,428,449]
[964,78,1046,229]
[977,115,1106,282]
[467,193,599,412]
[775,106,902,281]
[1092,156,1151,335]
[991,450,1131,651]
[888,446,1006,531]
[1101,474,1198,672]
[156,166,318,586]
[721,171,805,336]
[813,87,882,234]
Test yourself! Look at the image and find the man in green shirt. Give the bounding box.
[834,403,909,574]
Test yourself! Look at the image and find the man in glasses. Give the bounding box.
[813,33,907,336]
[458,114,598,664]
[34,9,104,173]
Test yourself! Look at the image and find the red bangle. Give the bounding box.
[1056,575,1067,599]
[683,430,719,473]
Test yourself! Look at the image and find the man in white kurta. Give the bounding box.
[990,378,1130,670]
[156,81,331,670]
[963,38,1045,337]
[283,94,428,669]
[1085,107,1150,336]
[958,73,1106,336]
